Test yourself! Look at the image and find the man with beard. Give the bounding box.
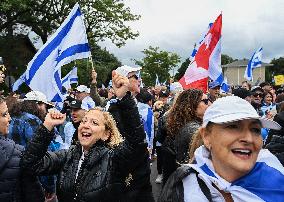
[251,86,264,116]
[64,97,95,147]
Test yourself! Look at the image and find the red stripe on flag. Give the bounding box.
[179,76,208,93]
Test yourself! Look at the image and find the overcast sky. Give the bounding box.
[99,0,284,70]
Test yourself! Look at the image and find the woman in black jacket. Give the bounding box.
[20,72,146,202]
[0,96,44,202]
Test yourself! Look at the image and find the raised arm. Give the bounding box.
[90,69,108,107]
[20,111,68,175]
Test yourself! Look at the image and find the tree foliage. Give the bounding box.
[221,54,235,65]
[267,57,284,82]
[0,0,140,47]
[134,46,180,87]
[175,58,191,81]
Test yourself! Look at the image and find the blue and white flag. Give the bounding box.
[62,67,78,90]
[220,76,229,93]
[12,72,26,92]
[244,47,263,81]
[183,146,284,202]
[24,3,91,102]
[155,74,160,86]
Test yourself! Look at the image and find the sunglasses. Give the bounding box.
[253,93,263,97]
[201,98,210,105]
[128,74,139,80]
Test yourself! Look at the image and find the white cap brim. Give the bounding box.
[203,113,281,130]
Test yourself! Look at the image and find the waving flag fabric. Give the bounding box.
[12,72,26,92]
[190,23,213,60]
[179,14,222,92]
[24,3,91,102]
[244,47,263,81]
[62,67,78,90]
[220,76,229,93]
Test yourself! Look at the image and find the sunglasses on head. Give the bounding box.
[201,98,211,105]
[253,93,263,97]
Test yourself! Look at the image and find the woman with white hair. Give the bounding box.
[159,96,284,202]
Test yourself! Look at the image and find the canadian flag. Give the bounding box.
[179,14,222,92]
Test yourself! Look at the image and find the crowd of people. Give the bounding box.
[0,64,284,202]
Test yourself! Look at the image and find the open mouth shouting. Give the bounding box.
[231,148,253,160]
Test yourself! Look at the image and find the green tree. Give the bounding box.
[266,57,284,82]
[221,54,234,65]
[134,46,180,86]
[175,58,191,81]
[0,0,140,47]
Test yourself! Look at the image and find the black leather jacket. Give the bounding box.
[20,94,145,202]
[0,135,44,202]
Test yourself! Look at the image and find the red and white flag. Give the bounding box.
[179,14,222,92]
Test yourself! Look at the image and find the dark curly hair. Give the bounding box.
[166,89,203,136]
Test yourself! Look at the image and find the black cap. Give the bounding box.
[136,89,153,103]
[159,90,170,98]
[232,88,251,99]
[69,99,82,109]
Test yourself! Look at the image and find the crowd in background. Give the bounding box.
[0,65,284,202]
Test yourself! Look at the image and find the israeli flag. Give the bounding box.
[62,67,78,90]
[12,72,26,92]
[244,47,263,81]
[24,3,91,102]
[221,76,229,93]
[155,74,160,86]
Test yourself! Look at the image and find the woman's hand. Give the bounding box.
[43,110,66,131]
[112,70,130,99]
[91,69,97,84]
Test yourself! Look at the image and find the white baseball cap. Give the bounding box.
[115,65,142,77]
[76,85,90,93]
[202,96,281,130]
[24,91,53,106]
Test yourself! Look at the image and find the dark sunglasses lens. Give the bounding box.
[201,99,209,105]
[253,93,263,97]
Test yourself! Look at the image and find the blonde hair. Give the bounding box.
[89,107,123,148]
[188,129,203,163]
[188,123,213,163]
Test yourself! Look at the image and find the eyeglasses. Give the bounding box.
[201,98,210,105]
[253,93,263,97]
[128,74,139,80]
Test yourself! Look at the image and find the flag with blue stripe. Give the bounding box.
[244,47,263,81]
[12,72,26,92]
[24,3,91,102]
[62,66,78,90]
[220,76,229,93]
